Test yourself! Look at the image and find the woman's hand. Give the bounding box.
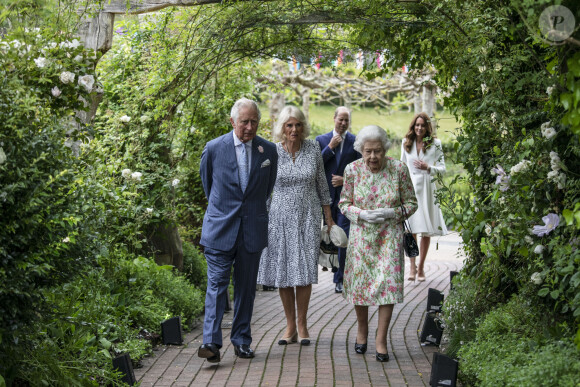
[326,218,336,234]
[413,159,431,172]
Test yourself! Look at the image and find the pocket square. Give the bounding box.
[261,159,271,168]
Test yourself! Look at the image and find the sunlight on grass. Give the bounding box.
[260,105,461,144]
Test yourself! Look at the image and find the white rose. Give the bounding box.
[120,115,131,123]
[74,55,83,62]
[51,86,61,97]
[69,39,81,48]
[478,66,486,73]
[510,160,531,174]
[530,272,542,285]
[494,63,502,72]
[491,112,497,123]
[534,245,545,254]
[525,236,534,245]
[62,237,70,243]
[131,171,142,181]
[78,74,94,93]
[121,168,132,178]
[542,127,556,140]
[546,86,554,95]
[485,224,492,236]
[172,179,180,187]
[146,208,153,214]
[0,147,6,164]
[481,83,488,94]
[34,57,47,68]
[59,71,75,84]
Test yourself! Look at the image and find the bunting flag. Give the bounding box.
[376,50,381,69]
[402,64,408,74]
[337,50,343,66]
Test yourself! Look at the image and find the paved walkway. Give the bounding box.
[135,233,464,386]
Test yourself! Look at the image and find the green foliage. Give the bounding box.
[2,249,203,385]
[182,240,208,291]
[457,293,579,386]
[440,273,499,358]
[0,29,97,339]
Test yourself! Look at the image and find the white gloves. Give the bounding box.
[376,208,396,219]
[359,208,396,224]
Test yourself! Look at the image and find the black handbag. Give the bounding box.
[401,206,419,257]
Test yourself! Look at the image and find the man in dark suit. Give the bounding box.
[198,98,278,363]
[316,106,361,293]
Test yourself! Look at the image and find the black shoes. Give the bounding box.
[335,282,343,293]
[262,285,276,291]
[375,351,390,362]
[234,344,255,358]
[198,343,221,363]
[354,342,367,354]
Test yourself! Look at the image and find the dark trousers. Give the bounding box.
[329,204,351,284]
[202,227,261,347]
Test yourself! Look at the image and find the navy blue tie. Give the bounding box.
[335,143,342,167]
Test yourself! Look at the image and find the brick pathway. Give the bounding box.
[134,233,463,386]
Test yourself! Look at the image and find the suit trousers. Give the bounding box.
[202,226,261,347]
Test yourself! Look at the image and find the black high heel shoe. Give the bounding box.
[354,342,367,354]
[375,351,389,362]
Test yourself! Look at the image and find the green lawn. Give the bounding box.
[260,105,462,145]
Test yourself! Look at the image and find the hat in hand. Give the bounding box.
[329,225,348,248]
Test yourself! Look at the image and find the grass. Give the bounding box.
[259,104,462,146]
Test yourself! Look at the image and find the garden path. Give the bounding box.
[134,233,464,386]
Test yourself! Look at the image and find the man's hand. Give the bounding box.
[331,174,344,187]
[329,134,343,150]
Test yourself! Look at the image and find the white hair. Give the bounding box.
[272,106,311,142]
[230,98,261,123]
[353,125,391,153]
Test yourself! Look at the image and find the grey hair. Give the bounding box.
[230,98,261,123]
[353,125,392,153]
[272,106,311,142]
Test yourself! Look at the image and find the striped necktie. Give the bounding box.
[239,143,249,192]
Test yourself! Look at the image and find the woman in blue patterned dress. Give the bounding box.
[339,125,417,362]
[257,106,335,346]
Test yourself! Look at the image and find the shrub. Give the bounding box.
[457,292,578,386]
[440,271,499,358]
[182,240,208,291]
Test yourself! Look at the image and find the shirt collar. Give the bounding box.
[333,130,347,139]
[233,131,252,147]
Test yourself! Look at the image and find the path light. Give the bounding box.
[161,316,183,345]
[420,313,443,346]
[426,288,444,313]
[429,352,458,387]
[112,353,136,385]
[449,271,458,290]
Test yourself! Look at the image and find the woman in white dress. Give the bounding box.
[257,106,334,346]
[400,112,448,281]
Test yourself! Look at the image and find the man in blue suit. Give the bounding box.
[198,98,278,363]
[316,106,361,293]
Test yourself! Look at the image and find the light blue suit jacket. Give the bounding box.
[199,131,278,253]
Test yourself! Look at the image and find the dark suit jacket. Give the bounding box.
[315,131,361,210]
[199,131,278,253]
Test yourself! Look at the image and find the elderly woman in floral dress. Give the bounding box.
[339,125,417,362]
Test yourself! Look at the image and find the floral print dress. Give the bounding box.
[338,158,417,305]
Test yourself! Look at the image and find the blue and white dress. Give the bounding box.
[257,139,331,288]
